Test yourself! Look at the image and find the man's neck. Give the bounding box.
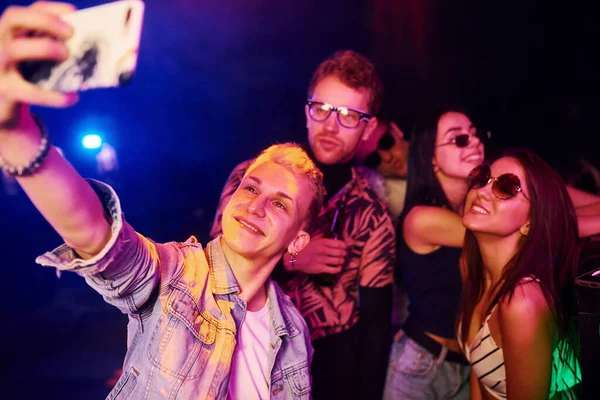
[219,238,275,312]
[304,143,354,203]
[321,161,354,203]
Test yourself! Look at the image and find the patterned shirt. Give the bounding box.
[211,161,396,340]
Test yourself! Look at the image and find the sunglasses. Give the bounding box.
[364,132,396,169]
[467,164,529,200]
[437,130,492,148]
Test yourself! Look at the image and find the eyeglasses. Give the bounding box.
[437,130,492,148]
[467,164,529,200]
[306,100,372,129]
[364,132,395,169]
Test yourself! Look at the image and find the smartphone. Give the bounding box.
[19,0,145,92]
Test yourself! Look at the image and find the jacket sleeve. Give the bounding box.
[36,180,185,317]
[210,159,254,238]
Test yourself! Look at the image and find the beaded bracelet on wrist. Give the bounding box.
[0,114,51,177]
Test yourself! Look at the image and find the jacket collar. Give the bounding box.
[206,238,300,338]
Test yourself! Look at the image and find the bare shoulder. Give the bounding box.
[496,279,557,399]
[497,279,554,339]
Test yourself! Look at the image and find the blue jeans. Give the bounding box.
[383,332,470,400]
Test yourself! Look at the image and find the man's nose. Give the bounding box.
[247,194,267,217]
[322,111,340,133]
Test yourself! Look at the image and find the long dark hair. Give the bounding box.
[459,149,580,354]
[401,105,471,217]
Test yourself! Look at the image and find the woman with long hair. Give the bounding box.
[459,149,581,399]
[384,105,487,399]
[383,106,598,399]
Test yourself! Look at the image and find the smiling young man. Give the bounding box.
[0,3,325,399]
[212,50,396,400]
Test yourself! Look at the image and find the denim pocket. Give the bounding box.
[147,289,216,380]
[284,361,311,397]
[107,366,139,399]
[389,335,436,377]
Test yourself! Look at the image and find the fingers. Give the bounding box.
[317,255,345,267]
[0,5,73,42]
[2,77,78,107]
[1,37,68,64]
[318,246,346,258]
[317,237,349,250]
[20,84,78,108]
[319,243,348,259]
[29,1,77,16]
[318,265,342,275]
[0,3,79,110]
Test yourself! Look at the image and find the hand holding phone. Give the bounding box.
[19,0,145,92]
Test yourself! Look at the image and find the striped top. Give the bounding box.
[461,278,581,399]
[462,303,506,398]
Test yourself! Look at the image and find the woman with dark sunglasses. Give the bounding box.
[383,105,600,400]
[384,105,484,399]
[459,149,583,399]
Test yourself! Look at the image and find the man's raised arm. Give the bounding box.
[0,2,110,259]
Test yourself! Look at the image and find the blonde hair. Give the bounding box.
[246,143,325,231]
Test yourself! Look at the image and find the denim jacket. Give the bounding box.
[36,181,313,399]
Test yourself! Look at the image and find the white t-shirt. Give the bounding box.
[227,300,271,400]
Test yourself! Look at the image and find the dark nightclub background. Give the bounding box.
[0,0,597,397]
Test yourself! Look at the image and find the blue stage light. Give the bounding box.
[82,134,103,149]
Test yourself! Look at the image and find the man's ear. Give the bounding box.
[520,221,531,236]
[287,230,311,255]
[304,105,310,129]
[361,116,378,141]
